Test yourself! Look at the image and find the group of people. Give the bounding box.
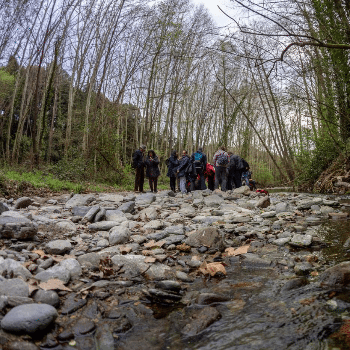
[132,145,255,194]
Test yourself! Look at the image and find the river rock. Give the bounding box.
[77,253,100,269]
[233,186,251,196]
[196,293,230,305]
[289,234,313,247]
[1,304,58,333]
[139,207,158,220]
[46,240,72,254]
[0,216,37,240]
[105,210,127,222]
[98,193,124,203]
[3,341,39,350]
[88,221,120,231]
[55,220,77,233]
[297,197,323,210]
[182,306,221,336]
[65,194,95,209]
[0,259,32,280]
[275,202,290,213]
[144,220,164,230]
[256,196,270,208]
[185,227,225,251]
[59,258,82,279]
[261,211,276,218]
[0,201,9,214]
[319,261,350,289]
[118,201,135,214]
[156,280,182,293]
[111,255,148,276]
[204,194,224,207]
[72,206,90,217]
[33,289,60,307]
[83,205,100,223]
[145,263,172,280]
[241,253,272,269]
[135,193,156,206]
[109,226,130,245]
[0,278,29,297]
[14,197,33,209]
[164,225,184,235]
[35,264,71,284]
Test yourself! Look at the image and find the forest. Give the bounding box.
[0,0,350,192]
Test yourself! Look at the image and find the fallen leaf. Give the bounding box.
[39,279,72,292]
[144,240,165,248]
[145,257,156,263]
[310,271,319,276]
[224,245,250,256]
[51,254,75,263]
[33,250,46,257]
[28,284,39,295]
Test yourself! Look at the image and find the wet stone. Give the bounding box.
[61,294,87,314]
[3,341,39,350]
[156,280,182,293]
[196,293,230,305]
[57,329,74,341]
[111,315,132,333]
[73,318,96,335]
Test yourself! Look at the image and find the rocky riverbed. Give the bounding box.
[1,187,350,350]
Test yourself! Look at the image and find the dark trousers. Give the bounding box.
[233,170,242,188]
[149,177,158,192]
[214,166,227,191]
[227,171,234,190]
[207,176,215,191]
[195,168,206,190]
[134,167,144,192]
[170,177,176,192]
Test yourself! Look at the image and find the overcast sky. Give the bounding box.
[191,0,234,28]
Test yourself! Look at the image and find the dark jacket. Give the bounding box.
[167,153,179,177]
[145,155,160,178]
[230,154,245,171]
[176,155,190,178]
[132,149,145,169]
[190,151,207,169]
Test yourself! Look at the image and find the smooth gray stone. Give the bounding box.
[46,240,72,255]
[35,264,71,284]
[88,221,120,231]
[7,296,34,307]
[155,280,182,293]
[0,216,37,240]
[2,341,39,350]
[135,193,156,206]
[204,194,224,207]
[1,303,58,333]
[77,253,100,269]
[61,293,87,314]
[144,220,164,230]
[176,271,194,282]
[319,261,350,289]
[59,258,82,278]
[118,201,135,213]
[109,226,130,245]
[289,234,313,247]
[185,227,225,251]
[14,197,33,209]
[145,263,172,280]
[297,198,323,210]
[241,253,272,269]
[65,194,95,209]
[83,205,100,222]
[275,202,290,213]
[33,289,60,307]
[0,278,29,297]
[164,225,184,235]
[0,201,9,214]
[0,258,32,280]
[105,210,127,222]
[72,206,90,217]
[111,255,148,276]
[164,234,185,245]
[94,207,106,222]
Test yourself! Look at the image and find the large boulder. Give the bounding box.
[1,304,58,333]
[319,261,350,289]
[98,193,124,203]
[233,186,251,196]
[0,216,37,240]
[297,197,323,210]
[289,234,313,247]
[65,194,95,209]
[0,201,9,214]
[185,227,225,251]
[59,259,82,279]
[111,255,149,276]
[105,210,127,223]
[139,207,158,221]
[118,201,135,214]
[256,196,270,209]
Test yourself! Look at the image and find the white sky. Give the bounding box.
[191,0,234,28]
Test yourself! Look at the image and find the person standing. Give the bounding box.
[167,150,179,192]
[145,150,160,193]
[132,145,146,193]
[230,154,244,189]
[176,150,190,194]
[190,147,207,190]
[204,162,215,191]
[212,146,229,191]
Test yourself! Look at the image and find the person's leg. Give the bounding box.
[221,168,228,192]
[208,176,214,190]
[134,168,141,192]
[170,177,176,192]
[180,177,186,193]
[233,171,241,188]
[154,177,158,193]
[190,177,195,191]
[214,166,220,190]
[149,178,154,192]
[227,171,233,190]
[199,169,206,190]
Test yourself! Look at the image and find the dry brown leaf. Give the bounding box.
[310,271,319,276]
[224,245,250,257]
[199,262,226,276]
[28,284,39,295]
[51,254,75,263]
[142,250,153,256]
[144,240,166,248]
[33,249,46,257]
[145,257,156,263]
[39,279,72,292]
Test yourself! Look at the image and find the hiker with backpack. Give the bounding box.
[212,146,229,191]
[132,145,146,193]
[228,153,244,189]
[166,150,179,193]
[190,147,207,190]
[204,163,215,191]
[175,150,191,194]
[145,150,160,193]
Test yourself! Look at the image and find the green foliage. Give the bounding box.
[294,131,342,186]
[250,161,275,186]
[4,170,84,193]
[50,157,87,181]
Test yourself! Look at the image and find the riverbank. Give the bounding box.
[1,188,350,349]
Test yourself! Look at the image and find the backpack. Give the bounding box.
[216,153,228,166]
[194,152,203,169]
[185,162,197,177]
